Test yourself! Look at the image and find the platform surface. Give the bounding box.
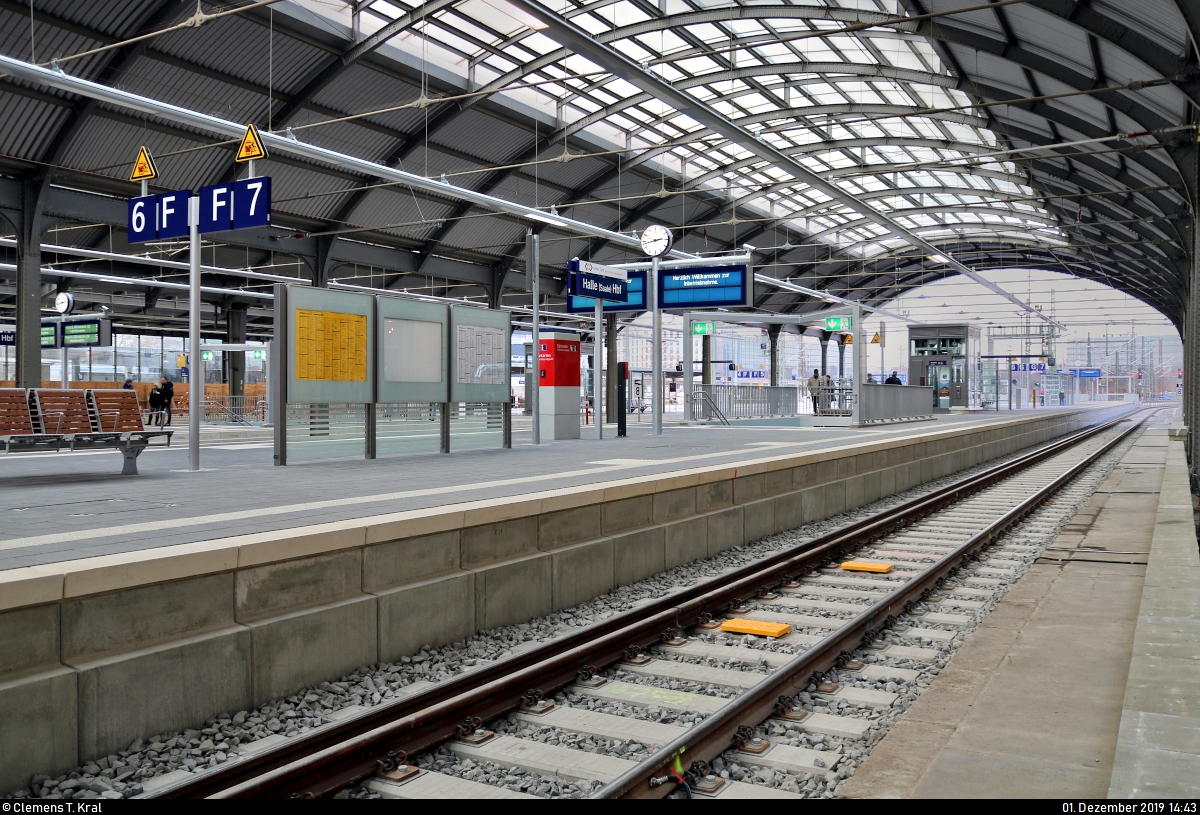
[839,412,1195,798]
[0,407,1091,572]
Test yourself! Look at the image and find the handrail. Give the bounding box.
[692,390,730,426]
[202,399,254,425]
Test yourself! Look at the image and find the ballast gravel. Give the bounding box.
[5,424,1140,801]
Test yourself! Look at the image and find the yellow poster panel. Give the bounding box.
[295,309,368,382]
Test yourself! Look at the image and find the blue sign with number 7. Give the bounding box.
[233,176,271,230]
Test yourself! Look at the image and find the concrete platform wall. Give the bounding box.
[0,404,1134,789]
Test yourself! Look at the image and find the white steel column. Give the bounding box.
[529,233,540,446]
[189,196,201,471]
[852,305,864,425]
[682,313,693,422]
[651,256,662,435]
[595,297,603,440]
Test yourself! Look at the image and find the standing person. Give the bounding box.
[1059,388,1065,406]
[159,376,175,427]
[866,373,875,383]
[806,369,820,414]
[147,384,162,426]
[885,371,903,384]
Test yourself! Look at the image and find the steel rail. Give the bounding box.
[153,409,1138,798]
[595,412,1149,798]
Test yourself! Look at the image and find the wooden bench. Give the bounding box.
[1,388,172,475]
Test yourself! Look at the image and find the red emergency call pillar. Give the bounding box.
[539,330,581,440]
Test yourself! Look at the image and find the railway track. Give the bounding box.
[157,410,1148,800]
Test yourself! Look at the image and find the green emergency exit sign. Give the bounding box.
[825,316,852,331]
[692,321,714,335]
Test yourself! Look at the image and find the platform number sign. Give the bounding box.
[128,123,271,244]
[233,177,270,229]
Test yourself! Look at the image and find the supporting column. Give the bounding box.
[226,304,247,399]
[836,336,845,380]
[605,312,618,423]
[768,324,781,387]
[683,314,693,422]
[15,180,44,388]
[702,333,713,384]
[188,196,201,471]
[651,256,662,435]
[820,330,831,375]
[527,231,540,446]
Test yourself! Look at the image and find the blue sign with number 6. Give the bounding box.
[128,195,157,243]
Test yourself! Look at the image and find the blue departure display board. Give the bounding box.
[567,270,646,313]
[658,265,750,309]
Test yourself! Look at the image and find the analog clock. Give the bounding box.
[54,292,75,315]
[640,224,674,258]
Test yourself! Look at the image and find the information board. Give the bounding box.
[62,319,112,348]
[376,297,448,404]
[286,286,374,404]
[450,305,510,403]
[658,265,750,309]
[567,270,646,313]
[40,324,57,349]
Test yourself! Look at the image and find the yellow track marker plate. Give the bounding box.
[841,560,894,573]
[720,618,792,638]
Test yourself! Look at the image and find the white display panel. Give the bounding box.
[384,318,443,383]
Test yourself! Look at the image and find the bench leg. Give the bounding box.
[119,443,143,475]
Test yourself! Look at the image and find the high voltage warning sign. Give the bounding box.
[128,146,158,182]
[236,123,268,163]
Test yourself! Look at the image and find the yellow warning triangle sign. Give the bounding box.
[235,123,268,163]
[128,145,158,182]
[871,332,882,343]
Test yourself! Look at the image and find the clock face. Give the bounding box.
[640,225,673,258]
[54,292,74,315]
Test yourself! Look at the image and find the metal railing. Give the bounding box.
[693,384,802,420]
[692,390,730,425]
[203,395,267,424]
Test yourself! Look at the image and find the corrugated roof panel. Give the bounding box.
[1098,41,1186,125]
[0,9,110,82]
[268,165,361,222]
[431,108,533,164]
[152,12,329,98]
[397,146,491,190]
[439,215,526,257]
[37,0,170,37]
[0,92,70,161]
[1004,7,1095,80]
[922,0,1005,38]
[348,188,457,237]
[1093,0,1187,58]
[308,65,428,134]
[283,112,397,164]
[57,114,228,190]
[1047,93,1110,132]
[118,56,270,128]
[532,152,610,191]
[994,105,1055,138]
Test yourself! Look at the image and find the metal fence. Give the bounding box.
[203,395,267,424]
[857,383,934,423]
[693,384,802,420]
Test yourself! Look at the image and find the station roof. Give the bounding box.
[0,0,1194,336]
